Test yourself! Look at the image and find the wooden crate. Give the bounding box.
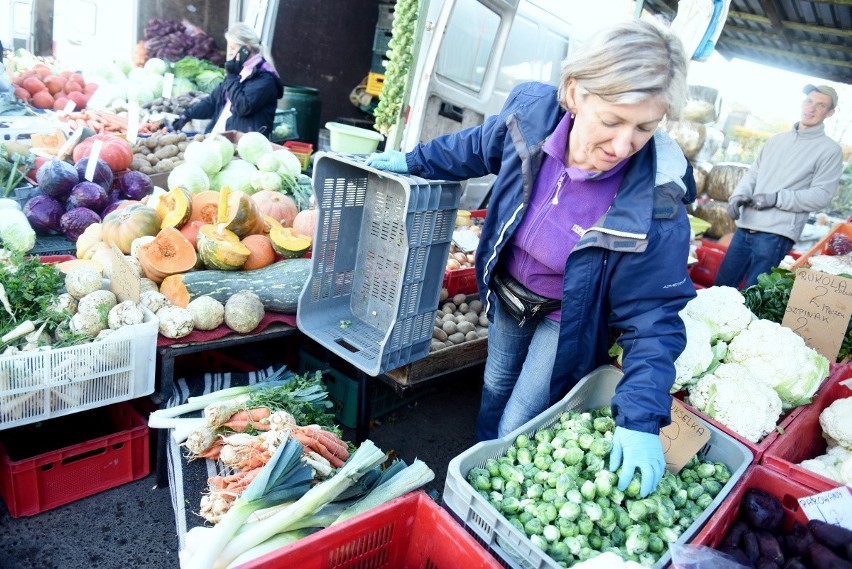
[384,337,487,386]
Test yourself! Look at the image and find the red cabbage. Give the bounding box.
[74,157,114,192]
[23,195,65,234]
[36,159,78,200]
[66,182,109,213]
[118,171,154,200]
[60,207,101,241]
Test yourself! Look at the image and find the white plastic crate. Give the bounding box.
[297,153,461,376]
[0,306,157,430]
[442,366,754,569]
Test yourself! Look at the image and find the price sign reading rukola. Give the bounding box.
[781,268,852,361]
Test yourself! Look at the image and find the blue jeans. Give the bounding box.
[714,229,794,289]
[475,297,560,441]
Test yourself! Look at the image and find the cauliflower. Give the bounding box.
[684,286,754,342]
[799,445,852,485]
[687,363,783,443]
[819,396,852,449]
[672,311,714,392]
[725,319,830,410]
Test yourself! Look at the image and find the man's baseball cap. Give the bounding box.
[803,84,838,109]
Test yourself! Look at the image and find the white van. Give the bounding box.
[398,0,575,208]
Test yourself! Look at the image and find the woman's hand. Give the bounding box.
[608,426,665,497]
[365,150,408,173]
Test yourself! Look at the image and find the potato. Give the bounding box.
[477,327,489,338]
[448,332,465,344]
[442,320,458,335]
[433,327,448,341]
[146,153,160,165]
[456,321,475,335]
[439,287,449,302]
[435,310,444,319]
[446,259,461,270]
[465,331,479,342]
[431,340,446,352]
[154,144,179,159]
[458,302,469,314]
[452,293,467,306]
[442,302,457,314]
[479,315,489,327]
[441,313,455,324]
[463,312,480,324]
[468,300,483,314]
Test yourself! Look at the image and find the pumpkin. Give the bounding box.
[241,234,277,270]
[292,208,317,238]
[159,259,311,313]
[72,133,133,172]
[101,204,162,254]
[179,220,206,249]
[218,186,267,237]
[196,224,251,270]
[156,186,193,229]
[75,222,104,259]
[251,191,299,227]
[189,191,220,224]
[136,227,198,283]
[269,226,312,259]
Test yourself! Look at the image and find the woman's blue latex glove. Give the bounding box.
[608,426,665,498]
[365,150,408,173]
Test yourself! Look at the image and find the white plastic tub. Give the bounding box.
[325,121,384,154]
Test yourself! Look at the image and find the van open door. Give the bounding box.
[400,0,571,209]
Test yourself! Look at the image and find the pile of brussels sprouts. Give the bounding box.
[466,406,732,567]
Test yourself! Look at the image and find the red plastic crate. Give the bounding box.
[443,267,478,297]
[763,363,852,492]
[688,242,727,288]
[691,465,812,548]
[235,490,502,569]
[0,402,149,517]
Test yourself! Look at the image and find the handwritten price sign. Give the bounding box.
[781,268,852,361]
[659,399,710,474]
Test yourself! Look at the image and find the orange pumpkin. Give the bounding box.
[251,191,299,227]
[156,186,193,229]
[101,205,161,254]
[292,208,317,238]
[189,191,220,224]
[241,234,277,270]
[179,220,205,249]
[72,133,133,171]
[218,186,267,237]
[136,227,198,283]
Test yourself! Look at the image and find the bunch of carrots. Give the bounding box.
[57,109,128,133]
[189,405,351,524]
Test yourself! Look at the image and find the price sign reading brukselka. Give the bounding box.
[781,268,852,361]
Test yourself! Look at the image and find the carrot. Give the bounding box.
[226,407,271,423]
[193,439,225,460]
[221,419,272,432]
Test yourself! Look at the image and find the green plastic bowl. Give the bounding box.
[325,121,384,154]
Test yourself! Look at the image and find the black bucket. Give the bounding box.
[279,85,321,148]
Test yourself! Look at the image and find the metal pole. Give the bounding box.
[633,0,645,19]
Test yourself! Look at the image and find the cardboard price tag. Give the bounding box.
[660,399,711,474]
[798,486,852,530]
[781,268,852,361]
[109,245,141,303]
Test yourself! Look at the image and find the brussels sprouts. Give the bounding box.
[485,458,500,477]
[534,452,554,471]
[584,454,606,474]
[508,516,524,533]
[701,478,723,497]
[578,432,595,450]
[696,492,713,510]
[564,535,583,556]
[527,482,544,500]
[517,447,533,466]
[536,502,558,524]
[524,517,544,535]
[588,533,602,550]
[581,502,603,522]
[562,446,585,466]
[490,476,504,492]
[499,462,524,484]
[658,525,682,543]
[686,482,705,500]
[627,499,648,522]
[598,506,616,529]
[504,480,523,499]
[593,416,615,433]
[680,469,699,484]
[548,540,571,561]
[515,433,532,448]
[541,488,558,504]
[558,501,582,521]
[655,505,676,528]
[609,487,625,505]
[470,472,491,491]
[672,488,688,508]
[577,516,594,536]
[500,496,523,515]
[529,533,548,551]
[624,475,643,498]
[534,428,554,443]
[696,462,716,479]
[648,533,665,554]
[589,437,612,457]
[616,506,632,530]
[625,524,650,555]
[580,479,597,501]
[557,517,579,538]
[566,488,584,504]
[713,462,732,483]
[542,524,560,543]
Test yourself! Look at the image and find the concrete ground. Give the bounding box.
[0,359,484,569]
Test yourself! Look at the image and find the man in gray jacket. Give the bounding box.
[715,84,844,288]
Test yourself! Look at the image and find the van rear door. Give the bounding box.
[401,0,571,209]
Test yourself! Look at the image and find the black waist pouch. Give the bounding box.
[491,269,561,327]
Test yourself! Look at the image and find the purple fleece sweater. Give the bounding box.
[504,112,627,320]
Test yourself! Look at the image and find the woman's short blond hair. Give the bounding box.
[557,20,688,120]
[224,22,277,73]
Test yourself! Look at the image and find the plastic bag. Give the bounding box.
[669,542,750,569]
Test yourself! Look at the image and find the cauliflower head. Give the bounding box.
[672,311,714,392]
[725,319,829,410]
[684,286,754,342]
[819,396,852,450]
[687,363,783,443]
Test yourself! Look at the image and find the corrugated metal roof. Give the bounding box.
[639,0,852,84]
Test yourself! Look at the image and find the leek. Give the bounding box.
[184,436,313,569]
[213,439,387,569]
[332,459,435,524]
[223,529,313,569]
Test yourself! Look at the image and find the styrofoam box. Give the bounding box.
[0,300,157,430]
[442,366,754,569]
[298,153,461,376]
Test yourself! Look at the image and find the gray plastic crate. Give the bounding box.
[297,153,461,377]
[442,366,754,569]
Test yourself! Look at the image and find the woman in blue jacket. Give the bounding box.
[173,23,283,137]
[368,20,696,498]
